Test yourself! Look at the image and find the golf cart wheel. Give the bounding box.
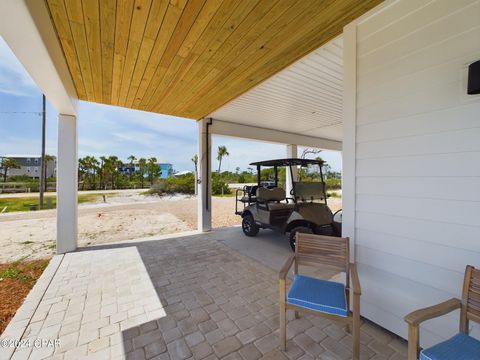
[242,214,259,237]
[289,226,313,251]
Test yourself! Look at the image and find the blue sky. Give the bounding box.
[0,37,341,173]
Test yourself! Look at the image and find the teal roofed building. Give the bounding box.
[159,163,173,179]
[118,162,173,179]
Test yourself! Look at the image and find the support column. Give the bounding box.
[286,144,298,198]
[197,118,212,232]
[57,114,78,253]
[342,22,357,260]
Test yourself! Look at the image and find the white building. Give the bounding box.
[1,155,56,179]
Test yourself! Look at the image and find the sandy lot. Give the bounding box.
[0,191,341,262]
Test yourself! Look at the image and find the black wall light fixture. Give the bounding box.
[467,60,480,95]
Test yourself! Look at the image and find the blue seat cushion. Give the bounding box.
[287,275,347,317]
[420,333,480,360]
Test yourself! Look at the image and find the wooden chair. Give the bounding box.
[404,265,480,360]
[279,233,361,359]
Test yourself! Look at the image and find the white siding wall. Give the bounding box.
[351,0,480,347]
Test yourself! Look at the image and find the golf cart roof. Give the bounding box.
[249,158,324,167]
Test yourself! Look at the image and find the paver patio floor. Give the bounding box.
[2,230,407,359]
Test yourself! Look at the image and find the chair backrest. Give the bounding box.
[295,233,350,277]
[461,266,480,329]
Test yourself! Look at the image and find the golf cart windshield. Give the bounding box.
[294,162,326,201]
[293,182,326,202]
[249,158,328,204]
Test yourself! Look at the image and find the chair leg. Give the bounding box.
[346,323,352,334]
[279,279,287,351]
[352,317,360,359]
[407,324,419,360]
[280,304,286,350]
[352,295,361,360]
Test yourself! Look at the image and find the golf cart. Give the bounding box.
[235,158,342,250]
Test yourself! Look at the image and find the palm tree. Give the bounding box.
[147,157,160,185]
[191,154,198,195]
[0,157,20,182]
[127,155,136,181]
[138,158,147,188]
[99,156,107,189]
[78,157,89,190]
[108,156,122,189]
[43,154,55,191]
[216,145,229,173]
[89,156,100,189]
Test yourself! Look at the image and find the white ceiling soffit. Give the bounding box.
[209,35,343,142]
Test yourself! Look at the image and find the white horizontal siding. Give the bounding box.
[359,262,461,345]
[352,0,480,347]
[357,103,480,142]
[356,194,480,227]
[357,128,480,159]
[356,229,479,277]
[358,0,480,75]
[357,152,480,177]
[357,78,477,126]
[356,177,480,202]
[356,211,480,252]
[357,27,480,106]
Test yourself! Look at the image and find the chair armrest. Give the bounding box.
[279,254,295,280]
[350,263,361,295]
[404,298,461,326]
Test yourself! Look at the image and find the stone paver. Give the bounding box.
[2,231,408,359]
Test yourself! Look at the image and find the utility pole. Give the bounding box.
[39,94,46,209]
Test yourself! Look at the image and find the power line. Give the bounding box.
[0,111,42,115]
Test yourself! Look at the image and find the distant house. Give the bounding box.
[173,170,193,177]
[159,163,173,179]
[118,161,173,179]
[0,155,56,179]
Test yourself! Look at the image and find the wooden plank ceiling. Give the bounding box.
[46,0,382,120]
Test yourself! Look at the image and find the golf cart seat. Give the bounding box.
[256,187,295,211]
[257,187,285,201]
[239,185,258,203]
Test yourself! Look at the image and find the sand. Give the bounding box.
[0,192,341,262]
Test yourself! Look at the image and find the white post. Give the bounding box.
[57,114,78,253]
[342,22,357,260]
[197,118,212,232]
[286,144,298,197]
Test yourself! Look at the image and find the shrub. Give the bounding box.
[325,178,341,190]
[147,173,230,196]
[7,175,35,182]
[212,177,231,195]
[148,174,195,195]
